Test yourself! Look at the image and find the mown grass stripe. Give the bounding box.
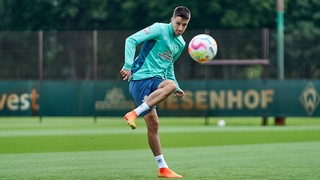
[0,142,319,180]
[1,126,319,154]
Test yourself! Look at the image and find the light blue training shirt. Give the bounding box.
[122,22,186,91]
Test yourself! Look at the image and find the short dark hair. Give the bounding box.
[173,6,191,20]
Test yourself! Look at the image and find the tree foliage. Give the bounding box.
[285,0,320,78]
[0,0,277,30]
[0,0,320,79]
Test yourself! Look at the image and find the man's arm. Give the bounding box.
[122,23,162,70]
[165,63,184,97]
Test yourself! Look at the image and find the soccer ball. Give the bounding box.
[217,119,226,127]
[188,34,218,63]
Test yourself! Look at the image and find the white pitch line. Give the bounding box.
[0,126,319,137]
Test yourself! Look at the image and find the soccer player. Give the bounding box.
[120,6,191,178]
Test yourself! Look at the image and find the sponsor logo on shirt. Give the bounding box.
[158,51,173,61]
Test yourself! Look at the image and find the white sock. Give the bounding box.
[133,102,150,116]
[154,154,168,168]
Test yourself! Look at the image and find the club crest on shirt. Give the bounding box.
[143,27,151,34]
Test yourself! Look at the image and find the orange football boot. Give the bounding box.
[124,111,138,130]
[158,168,183,178]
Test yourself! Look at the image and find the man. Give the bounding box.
[120,6,191,178]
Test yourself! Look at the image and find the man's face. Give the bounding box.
[171,16,189,36]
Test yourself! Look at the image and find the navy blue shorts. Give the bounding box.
[129,77,163,117]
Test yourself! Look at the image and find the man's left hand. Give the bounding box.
[174,89,185,97]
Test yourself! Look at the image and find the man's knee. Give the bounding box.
[160,80,176,93]
[144,113,159,131]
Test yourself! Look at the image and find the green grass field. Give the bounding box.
[1,116,320,179]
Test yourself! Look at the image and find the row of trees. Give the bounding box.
[0,0,320,79]
[0,0,278,30]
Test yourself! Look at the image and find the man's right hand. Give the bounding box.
[120,69,131,80]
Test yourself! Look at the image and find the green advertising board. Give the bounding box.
[0,81,36,116]
[0,80,319,117]
[157,80,320,117]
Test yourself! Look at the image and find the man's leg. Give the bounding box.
[143,109,162,156]
[125,80,176,129]
[144,79,176,107]
[143,109,182,178]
